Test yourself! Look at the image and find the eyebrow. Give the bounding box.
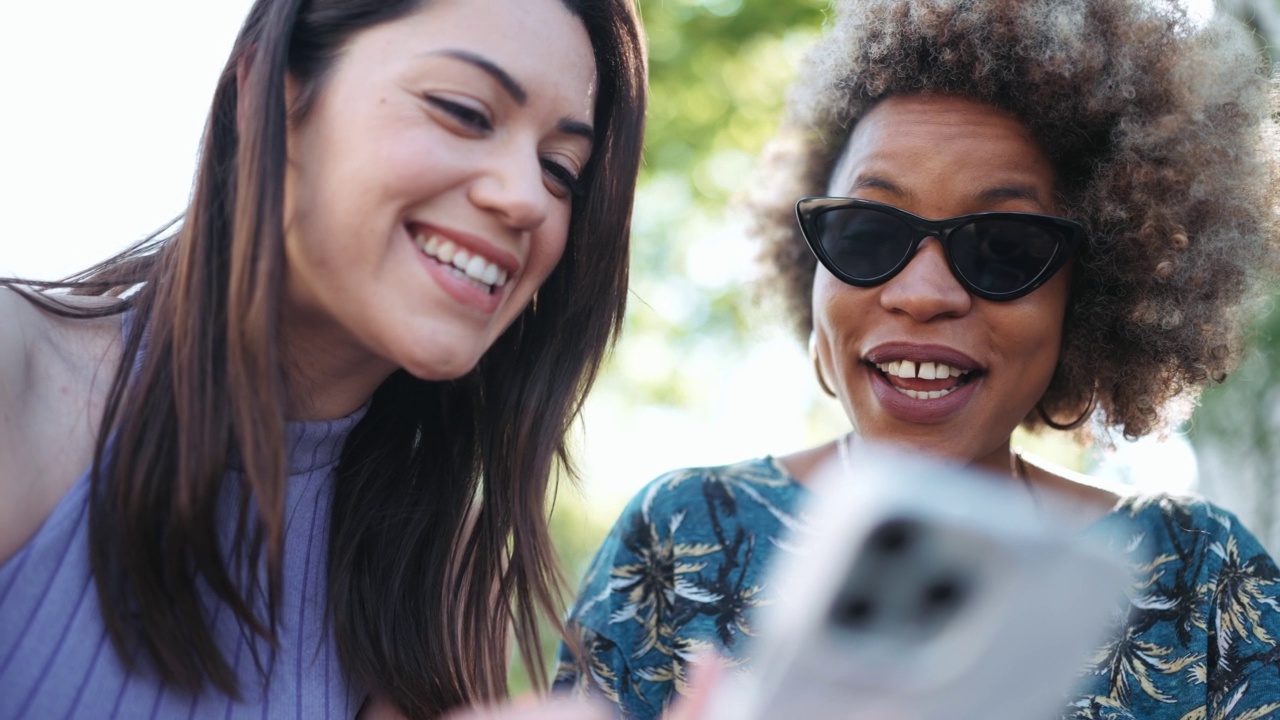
[432,49,596,144]
[848,175,913,200]
[434,49,527,105]
[975,185,1045,206]
[558,118,595,144]
[848,176,1046,208]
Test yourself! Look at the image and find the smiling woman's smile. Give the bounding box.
[278,0,598,417]
[811,93,1072,476]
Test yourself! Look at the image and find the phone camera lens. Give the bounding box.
[921,576,966,614]
[869,518,916,555]
[833,595,876,629]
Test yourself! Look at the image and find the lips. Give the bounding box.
[407,223,521,314]
[411,229,512,295]
[863,344,984,423]
[874,359,973,399]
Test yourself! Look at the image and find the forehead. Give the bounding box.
[828,94,1057,204]
[352,0,598,117]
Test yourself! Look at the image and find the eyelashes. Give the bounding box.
[426,93,586,200]
[427,95,493,133]
[541,159,585,198]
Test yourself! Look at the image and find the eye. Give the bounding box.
[541,158,585,200]
[425,95,493,134]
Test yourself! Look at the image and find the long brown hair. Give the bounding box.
[5,0,646,716]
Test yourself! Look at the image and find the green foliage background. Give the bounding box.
[511,0,1280,693]
[509,0,829,691]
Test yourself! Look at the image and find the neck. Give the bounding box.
[965,439,1019,481]
[279,312,395,422]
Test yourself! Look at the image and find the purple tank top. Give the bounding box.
[0,400,368,719]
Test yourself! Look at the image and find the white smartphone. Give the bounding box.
[704,442,1133,720]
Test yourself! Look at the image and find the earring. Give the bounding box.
[809,331,837,398]
[1035,390,1096,430]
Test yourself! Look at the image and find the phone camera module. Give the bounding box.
[869,517,917,556]
[918,575,968,623]
[832,594,877,630]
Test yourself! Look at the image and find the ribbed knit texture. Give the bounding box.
[0,404,367,719]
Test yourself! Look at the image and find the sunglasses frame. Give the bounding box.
[795,197,1085,302]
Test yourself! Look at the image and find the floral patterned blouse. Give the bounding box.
[554,457,1280,720]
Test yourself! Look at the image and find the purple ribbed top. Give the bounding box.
[0,404,368,719]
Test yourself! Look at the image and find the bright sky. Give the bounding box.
[0,1,255,279]
[0,0,1219,278]
[0,0,1207,514]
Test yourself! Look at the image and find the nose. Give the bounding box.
[468,144,551,232]
[879,236,972,321]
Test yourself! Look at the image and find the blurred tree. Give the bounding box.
[612,0,828,408]
[510,0,829,691]
[1188,0,1280,553]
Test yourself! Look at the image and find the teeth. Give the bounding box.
[437,239,457,263]
[412,232,509,290]
[919,362,936,380]
[897,387,956,400]
[452,249,471,270]
[876,359,971,380]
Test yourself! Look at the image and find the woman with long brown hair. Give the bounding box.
[0,0,645,717]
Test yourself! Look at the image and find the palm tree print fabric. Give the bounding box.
[554,457,1280,719]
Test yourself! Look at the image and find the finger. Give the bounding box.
[666,652,725,720]
[443,696,613,720]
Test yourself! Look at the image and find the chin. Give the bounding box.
[402,356,480,382]
[390,340,484,382]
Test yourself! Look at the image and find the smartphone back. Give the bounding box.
[706,443,1133,720]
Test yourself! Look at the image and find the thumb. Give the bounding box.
[665,652,725,720]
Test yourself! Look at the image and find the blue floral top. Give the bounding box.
[555,457,1280,720]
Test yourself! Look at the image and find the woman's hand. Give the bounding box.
[442,658,724,720]
[360,694,614,720]
[362,655,725,720]
[662,653,723,720]
[441,697,615,720]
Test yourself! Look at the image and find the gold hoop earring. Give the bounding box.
[1036,391,1096,431]
[809,331,837,398]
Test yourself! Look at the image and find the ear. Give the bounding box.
[809,329,838,398]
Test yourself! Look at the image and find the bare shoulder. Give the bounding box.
[1020,454,1130,530]
[0,289,123,403]
[0,289,125,564]
[774,439,840,486]
[0,288,54,405]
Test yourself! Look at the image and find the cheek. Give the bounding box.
[811,270,870,340]
[1005,296,1069,393]
[529,214,572,284]
[810,270,840,327]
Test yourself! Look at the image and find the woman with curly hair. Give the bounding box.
[0,0,647,718]
[556,0,1280,717]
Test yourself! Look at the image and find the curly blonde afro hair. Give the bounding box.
[754,0,1280,439]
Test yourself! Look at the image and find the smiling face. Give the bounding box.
[811,94,1072,475]
[280,0,597,404]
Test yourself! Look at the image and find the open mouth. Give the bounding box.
[412,231,509,295]
[873,360,981,400]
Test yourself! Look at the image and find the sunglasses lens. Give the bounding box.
[811,207,916,283]
[949,219,1062,296]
